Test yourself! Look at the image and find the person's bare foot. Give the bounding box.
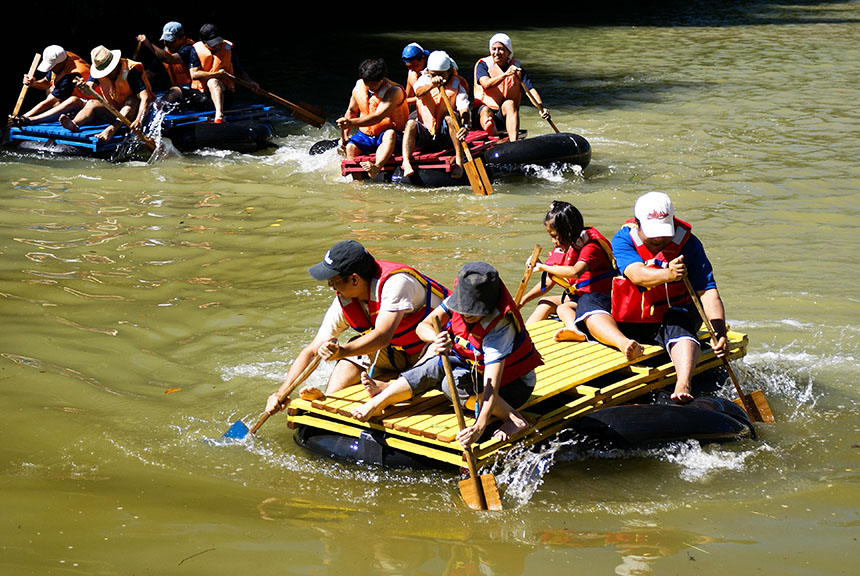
[554,327,586,342]
[670,383,694,404]
[350,399,380,422]
[299,386,325,401]
[59,114,79,132]
[97,124,117,142]
[401,158,415,178]
[623,339,644,361]
[360,161,381,179]
[492,410,529,441]
[360,372,388,398]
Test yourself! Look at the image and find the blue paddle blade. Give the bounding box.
[222,420,250,439]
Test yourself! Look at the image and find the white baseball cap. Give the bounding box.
[37,45,67,73]
[634,192,675,238]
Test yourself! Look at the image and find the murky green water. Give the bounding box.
[2,4,859,575]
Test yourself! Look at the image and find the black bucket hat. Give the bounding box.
[447,262,500,316]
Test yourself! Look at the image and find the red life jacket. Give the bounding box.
[543,227,616,298]
[448,282,543,386]
[338,261,449,355]
[610,218,693,323]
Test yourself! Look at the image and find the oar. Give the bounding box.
[73,78,157,151]
[439,87,494,195]
[226,73,326,128]
[223,355,322,439]
[12,53,41,118]
[432,317,502,511]
[517,77,559,133]
[514,244,542,307]
[682,276,774,423]
[3,53,41,143]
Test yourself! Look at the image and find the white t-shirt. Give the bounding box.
[317,273,443,341]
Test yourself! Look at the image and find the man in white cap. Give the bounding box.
[263,240,448,416]
[473,33,550,142]
[400,50,470,178]
[135,22,199,106]
[7,45,91,127]
[610,191,729,403]
[58,45,154,142]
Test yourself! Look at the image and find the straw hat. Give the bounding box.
[89,45,122,79]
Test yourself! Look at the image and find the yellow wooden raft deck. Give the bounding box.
[285,319,749,468]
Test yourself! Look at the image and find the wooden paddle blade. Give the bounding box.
[464,157,494,195]
[222,419,250,439]
[480,474,503,510]
[733,390,775,423]
[458,477,487,510]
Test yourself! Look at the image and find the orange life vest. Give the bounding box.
[191,40,234,91]
[163,37,194,87]
[354,79,409,136]
[610,218,693,323]
[338,261,449,355]
[447,283,543,386]
[95,59,154,108]
[473,55,522,110]
[543,227,616,298]
[51,52,91,99]
[416,74,468,134]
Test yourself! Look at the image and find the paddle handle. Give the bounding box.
[438,86,493,195]
[73,79,156,151]
[13,53,42,117]
[432,317,487,508]
[518,77,559,133]
[682,276,756,416]
[249,355,322,435]
[514,244,542,307]
[226,73,326,127]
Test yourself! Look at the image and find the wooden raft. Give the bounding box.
[285,320,749,468]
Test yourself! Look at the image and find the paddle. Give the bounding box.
[432,317,502,511]
[3,53,41,143]
[682,276,774,423]
[12,53,41,118]
[514,244,542,307]
[73,78,157,152]
[438,87,494,195]
[223,355,322,439]
[517,77,559,133]
[226,73,326,128]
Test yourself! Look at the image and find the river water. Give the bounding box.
[2,3,859,575]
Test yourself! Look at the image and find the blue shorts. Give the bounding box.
[347,129,402,155]
[575,294,701,351]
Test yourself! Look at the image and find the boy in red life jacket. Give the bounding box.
[264,240,447,416]
[610,192,729,402]
[520,201,644,361]
[351,262,542,448]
